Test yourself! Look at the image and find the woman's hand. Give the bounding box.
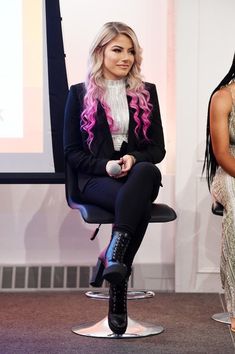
[120,154,136,174]
[106,155,136,178]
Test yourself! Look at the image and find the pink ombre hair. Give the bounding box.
[81,22,153,148]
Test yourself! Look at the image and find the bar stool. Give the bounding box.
[65,162,177,338]
[211,201,230,325]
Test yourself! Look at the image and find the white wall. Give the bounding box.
[175,0,235,292]
[0,176,175,291]
[0,177,174,265]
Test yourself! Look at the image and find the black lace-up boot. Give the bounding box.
[108,278,128,335]
[90,230,131,287]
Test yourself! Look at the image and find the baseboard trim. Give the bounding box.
[0,263,174,292]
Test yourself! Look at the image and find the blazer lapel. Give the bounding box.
[92,102,115,157]
[127,95,137,149]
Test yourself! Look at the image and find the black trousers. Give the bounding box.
[80,162,162,271]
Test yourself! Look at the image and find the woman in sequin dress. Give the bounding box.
[203,53,235,330]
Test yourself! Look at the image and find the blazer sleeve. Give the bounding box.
[129,83,166,164]
[63,84,109,175]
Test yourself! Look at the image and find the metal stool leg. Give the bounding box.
[72,316,164,338]
[211,312,231,324]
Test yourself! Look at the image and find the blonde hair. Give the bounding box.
[81,22,152,148]
[87,21,143,90]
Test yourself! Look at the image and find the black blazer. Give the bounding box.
[64,82,165,192]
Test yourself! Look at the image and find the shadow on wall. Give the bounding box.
[24,184,104,265]
[176,146,222,292]
[199,192,222,292]
[175,148,202,291]
[200,195,221,267]
[0,185,17,255]
[58,209,111,265]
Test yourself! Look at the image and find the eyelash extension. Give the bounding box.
[112,48,135,55]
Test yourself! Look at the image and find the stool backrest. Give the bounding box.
[65,162,81,209]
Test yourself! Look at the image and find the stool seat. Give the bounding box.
[212,202,224,216]
[69,201,177,224]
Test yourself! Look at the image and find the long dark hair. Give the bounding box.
[203,53,235,189]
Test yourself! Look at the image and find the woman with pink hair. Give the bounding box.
[64,22,165,335]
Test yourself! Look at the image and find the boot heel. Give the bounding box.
[90,258,104,287]
[103,263,127,285]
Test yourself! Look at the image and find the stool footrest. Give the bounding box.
[85,290,155,300]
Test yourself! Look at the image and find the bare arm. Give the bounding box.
[210,88,235,176]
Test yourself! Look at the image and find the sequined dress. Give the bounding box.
[211,84,235,316]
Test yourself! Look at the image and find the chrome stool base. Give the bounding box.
[85,290,155,300]
[72,315,164,338]
[211,312,231,324]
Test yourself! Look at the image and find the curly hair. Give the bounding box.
[81,22,152,148]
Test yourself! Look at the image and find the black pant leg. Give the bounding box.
[123,202,152,272]
[113,162,162,235]
[79,162,162,269]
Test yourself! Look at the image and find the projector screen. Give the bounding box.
[0,0,61,177]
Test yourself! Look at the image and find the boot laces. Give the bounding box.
[110,280,128,313]
[112,233,129,262]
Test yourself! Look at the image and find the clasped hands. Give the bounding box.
[106,154,136,178]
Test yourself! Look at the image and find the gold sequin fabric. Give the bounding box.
[211,85,235,316]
